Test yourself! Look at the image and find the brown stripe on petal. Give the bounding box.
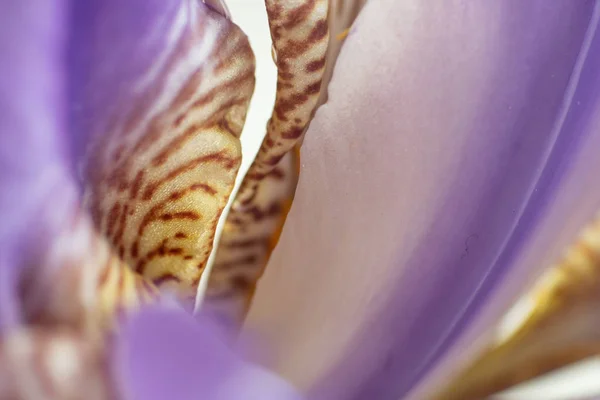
[231,275,252,292]
[282,0,317,30]
[150,123,204,167]
[82,4,255,306]
[104,202,121,239]
[141,152,237,201]
[214,255,259,271]
[159,211,201,222]
[129,170,145,200]
[305,79,323,95]
[282,126,305,140]
[97,255,162,328]
[204,286,237,301]
[130,241,139,259]
[208,150,300,328]
[308,19,329,42]
[231,0,328,211]
[265,166,286,180]
[222,237,270,249]
[110,204,129,246]
[135,182,220,242]
[306,56,327,72]
[90,21,197,179]
[188,69,255,110]
[214,35,255,73]
[153,273,181,286]
[169,65,206,114]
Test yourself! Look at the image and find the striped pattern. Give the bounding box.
[0,329,112,400]
[435,212,600,399]
[234,0,329,203]
[82,2,256,305]
[0,6,259,398]
[96,256,160,330]
[20,206,109,332]
[204,0,330,328]
[18,198,159,334]
[205,149,299,329]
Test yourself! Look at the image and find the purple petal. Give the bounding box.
[0,0,78,329]
[114,307,304,400]
[67,0,183,169]
[245,1,600,399]
[410,6,600,398]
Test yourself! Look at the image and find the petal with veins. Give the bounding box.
[97,256,161,330]
[244,1,600,399]
[205,149,299,330]
[77,0,256,305]
[236,0,329,194]
[206,0,328,326]
[0,0,120,333]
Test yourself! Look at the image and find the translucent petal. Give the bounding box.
[114,307,304,400]
[434,213,600,399]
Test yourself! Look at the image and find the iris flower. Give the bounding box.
[2,0,600,399]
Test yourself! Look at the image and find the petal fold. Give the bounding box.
[207,0,329,326]
[115,307,303,400]
[434,212,600,399]
[0,0,87,331]
[75,0,256,304]
[245,1,600,399]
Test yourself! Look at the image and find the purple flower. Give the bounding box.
[0,0,303,398]
[2,0,600,399]
[244,1,600,399]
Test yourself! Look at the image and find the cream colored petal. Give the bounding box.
[234,0,329,202]
[204,149,299,329]
[82,2,256,305]
[206,0,328,326]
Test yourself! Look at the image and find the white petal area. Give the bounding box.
[494,358,600,400]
